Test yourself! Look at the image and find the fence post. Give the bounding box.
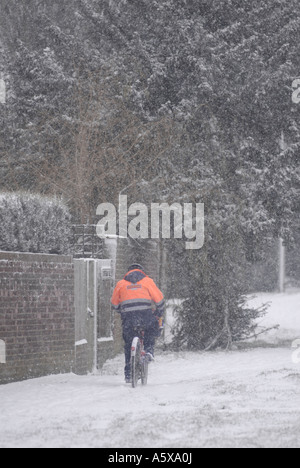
[278,237,286,293]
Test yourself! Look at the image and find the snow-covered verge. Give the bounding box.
[1,291,300,448]
[246,290,300,345]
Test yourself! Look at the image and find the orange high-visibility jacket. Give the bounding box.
[111,269,165,316]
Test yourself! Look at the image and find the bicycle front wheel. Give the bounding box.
[131,337,142,388]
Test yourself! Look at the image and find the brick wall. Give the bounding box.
[0,252,75,384]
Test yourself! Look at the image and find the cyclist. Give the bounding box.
[111,263,165,383]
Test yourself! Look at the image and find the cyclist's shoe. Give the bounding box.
[125,376,132,384]
[145,352,154,363]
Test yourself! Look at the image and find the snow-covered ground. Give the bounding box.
[0,291,300,448]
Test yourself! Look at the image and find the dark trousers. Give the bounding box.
[122,310,159,379]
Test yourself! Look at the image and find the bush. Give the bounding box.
[0,192,71,254]
[171,218,264,351]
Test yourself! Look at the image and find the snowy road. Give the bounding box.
[1,347,300,448]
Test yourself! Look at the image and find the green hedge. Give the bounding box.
[0,192,71,254]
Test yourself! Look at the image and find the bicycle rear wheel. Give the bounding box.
[131,337,142,388]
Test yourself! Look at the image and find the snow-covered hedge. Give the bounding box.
[0,193,71,254]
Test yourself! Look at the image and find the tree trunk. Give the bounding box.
[224,301,232,350]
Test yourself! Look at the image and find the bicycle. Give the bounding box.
[130,329,149,388]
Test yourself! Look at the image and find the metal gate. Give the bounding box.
[74,259,114,374]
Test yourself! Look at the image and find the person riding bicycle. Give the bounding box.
[111,263,165,383]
